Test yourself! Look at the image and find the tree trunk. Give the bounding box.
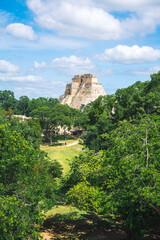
[50,135,53,145]
[126,229,137,240]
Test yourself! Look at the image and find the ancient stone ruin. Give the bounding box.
[59,74,106,109]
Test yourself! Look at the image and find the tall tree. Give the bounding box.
[16,95,30,115]
[0,90,17,111]
[31,102,77,144]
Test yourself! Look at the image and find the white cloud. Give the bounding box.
[132,66,160,75]
[0,72,43,82]
[0,60,43,82]
[27,0,160,40]
[51,55,95,75]
[34,61,46,69]
[0,60,20,72]
[27,0,122,40]
[0,33,86,50]
[37,35,87,49]
[0,59,66,99]
[6,23,37,40]
[14,81,66,99]
[95,45,160,64]
[92,0,160,11]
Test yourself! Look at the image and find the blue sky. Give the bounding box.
[1,0,160,99]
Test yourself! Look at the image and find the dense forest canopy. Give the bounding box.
[0,72,160,239]
[0,111,63,239]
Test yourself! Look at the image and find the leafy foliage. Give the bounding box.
[0,115,62,239]
[0,90,17,111]
[1,71,160,239]
[31,100,79,144]
[16,95,30,115]
[80,73,160,151]
[66,115,160,239]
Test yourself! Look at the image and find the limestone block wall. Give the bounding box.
[72,74,98,84]
[70,82,80,95]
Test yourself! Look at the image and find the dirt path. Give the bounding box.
[40,209,160,240]
[41,218,160,240]
[41,140,79,150]
[40,213,126,240]
[66,140,79,147]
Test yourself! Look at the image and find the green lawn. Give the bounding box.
[41,140,82,175]
[46,205,86,219]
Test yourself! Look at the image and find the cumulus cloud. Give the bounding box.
[0,60,20,72]
[6,23,37,40]
[0,73,43,82]
[92,0,160,11]
[95,45,160,64]
[27,0,160,40]
[132,66,160,75]
[14,80,66,99]
[0,60,65,99]
[0,33,86,50]
[0,59,43,82]
[37,35,86,49]
[27,0,122,40]
[34,61,46,69]
[51,55,95,75]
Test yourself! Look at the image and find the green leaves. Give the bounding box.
[30,100,78,144]
[0,120,62,238]
[0,90,17,111]
[66,115,160,239]
[80,73,160,152]
[67,181,104,212]
[0,195,44,240]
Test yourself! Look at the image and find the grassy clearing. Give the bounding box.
[46,205,86,219]
[41,139,82,175]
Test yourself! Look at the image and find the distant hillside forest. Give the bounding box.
[0,72,160,239]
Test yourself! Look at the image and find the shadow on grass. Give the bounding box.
[41,211,160,240]
[42,211,126,240]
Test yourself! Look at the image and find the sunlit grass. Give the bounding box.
[46,205,86,219]
[41,140,82,175]
[41,139,84,225]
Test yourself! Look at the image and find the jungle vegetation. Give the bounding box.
[0,71,160,239]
